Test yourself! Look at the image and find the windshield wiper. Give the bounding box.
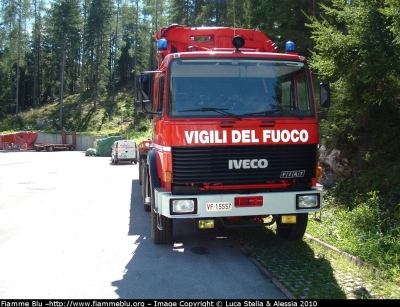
[243,108,305,120]
[179,108,242,120]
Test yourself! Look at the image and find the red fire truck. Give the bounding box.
[136,24,330,244]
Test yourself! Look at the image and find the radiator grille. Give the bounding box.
[172,144,317,185]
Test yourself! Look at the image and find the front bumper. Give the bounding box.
[153,184,323,218]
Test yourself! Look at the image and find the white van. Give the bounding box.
[111,140,137,164]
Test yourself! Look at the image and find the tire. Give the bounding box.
[150,177,173,244]
[49,146,54,152]
[276,213,308,241]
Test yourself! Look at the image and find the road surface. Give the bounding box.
[0,150,287,299]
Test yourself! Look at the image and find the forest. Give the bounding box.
[1,0,400,212]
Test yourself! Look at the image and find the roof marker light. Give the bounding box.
[158,38,168,51]
[285,41,295,52]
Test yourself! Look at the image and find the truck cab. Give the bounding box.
[136,24,330,244]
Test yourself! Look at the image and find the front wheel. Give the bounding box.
[276,213,308,241]
[150,184,173,244]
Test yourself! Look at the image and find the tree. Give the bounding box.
[0,0,31,120]
[48,0,82,130]
[86,0,115,110]
[32,0,45,108]
[307,0,400,202]
[79,0,90,113]
[240,0,333,57]
[195,0,228,26]
[169,0,195,26]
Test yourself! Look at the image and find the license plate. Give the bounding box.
[120,155,127,158]
[206,202,232,212]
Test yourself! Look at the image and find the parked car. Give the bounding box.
[111,140,137,164]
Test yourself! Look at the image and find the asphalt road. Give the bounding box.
[0,150,287,299]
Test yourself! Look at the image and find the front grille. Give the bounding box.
[172,144,317,185]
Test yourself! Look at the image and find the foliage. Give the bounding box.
[307,188,400,283]
[307,0,400,209]
[1,80,152,139]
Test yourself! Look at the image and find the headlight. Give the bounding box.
[297,194,320,209]
[171,199,196,214]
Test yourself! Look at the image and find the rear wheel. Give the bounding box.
[276,213,308,241]
[150,180,173,244]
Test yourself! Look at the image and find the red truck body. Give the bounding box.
[136,24,330,244]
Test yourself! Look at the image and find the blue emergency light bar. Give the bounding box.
[158,38,168,51]
[285,41,295,52]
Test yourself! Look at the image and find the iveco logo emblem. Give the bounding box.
[229,159,268,169]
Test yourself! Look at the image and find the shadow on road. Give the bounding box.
[111,180,290,299]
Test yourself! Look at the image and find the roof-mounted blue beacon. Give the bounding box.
[158,38,168,51]
[285,41,295,53]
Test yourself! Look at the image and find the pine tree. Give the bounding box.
[0,0,31,120]
[86,0,115,110]
[307,0,400,200]
[47,0,82,129]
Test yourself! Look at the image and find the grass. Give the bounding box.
[307,190,400,283]
[0,86,153,144]
[223,212,399,299]
[221,186,400,299]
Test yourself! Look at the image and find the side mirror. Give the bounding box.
[320,83,330,109]
[139,74,152,100]
[136,73,154,113]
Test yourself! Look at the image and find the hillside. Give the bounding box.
[0,85,152,144]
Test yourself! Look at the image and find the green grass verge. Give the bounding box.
[224,220,399,299]
[222,188,399,299]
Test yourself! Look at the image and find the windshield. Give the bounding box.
[168,59,315,118]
